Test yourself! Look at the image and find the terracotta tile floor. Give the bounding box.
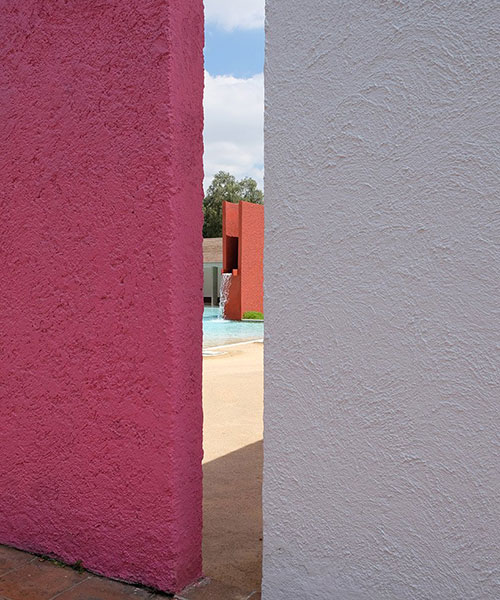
[0,545,259,600]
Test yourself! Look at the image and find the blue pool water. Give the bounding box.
[203,307,264,348]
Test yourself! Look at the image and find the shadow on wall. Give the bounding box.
[202,440,263,592]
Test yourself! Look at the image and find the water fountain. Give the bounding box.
[218,273,232,319]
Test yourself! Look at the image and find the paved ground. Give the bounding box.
[0,546,163,600]
[0,342,264,600]
[0,545,261,600]
[202,342,263,593]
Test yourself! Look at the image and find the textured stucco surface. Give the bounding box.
[0,0,204,593]
[240,202,264,317]
[264,1,500,599]
[223,201,264,320]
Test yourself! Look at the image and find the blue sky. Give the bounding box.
[205,27,264,78]
[203,0,264,189]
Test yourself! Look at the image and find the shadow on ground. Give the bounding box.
[202,440,263,593]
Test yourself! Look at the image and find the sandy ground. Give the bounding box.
[202,342,263,593]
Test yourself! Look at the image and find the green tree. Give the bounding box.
[203,171,263,238]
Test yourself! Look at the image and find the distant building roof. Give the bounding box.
[203,237,222,264]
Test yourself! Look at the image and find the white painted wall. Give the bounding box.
[203,263,222,303]
[264,2,500,599]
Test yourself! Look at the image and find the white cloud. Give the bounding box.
[204,0,264,31]
[204,71,264,190]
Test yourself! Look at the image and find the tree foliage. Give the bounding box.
[203,171,263,238]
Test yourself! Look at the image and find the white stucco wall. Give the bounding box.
[264,2,500,599]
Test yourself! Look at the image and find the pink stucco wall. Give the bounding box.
[0,0,204,594]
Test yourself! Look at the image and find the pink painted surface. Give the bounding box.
[0,0,204,594]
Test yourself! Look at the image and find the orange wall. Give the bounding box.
[222,201,241,320]
[223,201,239,240]
[240,202,264,317]
[222,201,263,320]
[223,272,241,321]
